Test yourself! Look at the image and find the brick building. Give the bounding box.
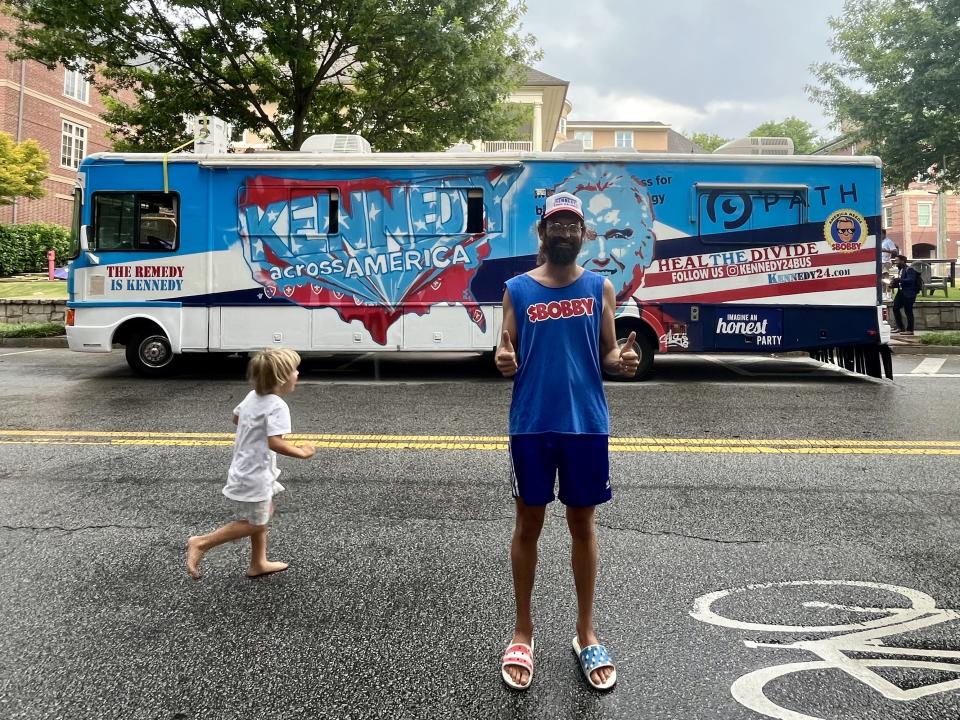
[881,182,959,262]
[0,14,130,227]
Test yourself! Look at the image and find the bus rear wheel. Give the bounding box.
[125,330,177,377]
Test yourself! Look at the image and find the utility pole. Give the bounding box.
[937,155,948,258]
[938,188,947,258]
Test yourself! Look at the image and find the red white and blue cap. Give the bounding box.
[543,191,584,220]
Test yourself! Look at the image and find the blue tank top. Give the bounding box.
[506,270,609,435]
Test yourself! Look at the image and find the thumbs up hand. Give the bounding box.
[496,330,518,377]
[618,331,640,377]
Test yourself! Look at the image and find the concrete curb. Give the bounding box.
[889,343,960,355]
[0,336,68,348]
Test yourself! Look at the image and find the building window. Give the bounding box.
[615,130,634,148]
[64,63,89,103]
[61,120,87,169]
[574,131,593,150]
[558,118,566,137]
[917,202,933,227]
[883,205,893,228]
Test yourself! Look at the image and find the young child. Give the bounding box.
[186,348,315,579]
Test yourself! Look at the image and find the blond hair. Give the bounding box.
[247,348,301,395]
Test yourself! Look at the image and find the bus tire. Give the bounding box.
[606,321,655,381]
[125,329,177,377]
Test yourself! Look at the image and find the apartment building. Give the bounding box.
[559,120,703,154]
[0,14,130,227]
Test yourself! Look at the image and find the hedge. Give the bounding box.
[0,223,72,276]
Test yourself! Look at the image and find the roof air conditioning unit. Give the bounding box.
[446,142,475,153]
[299,134,371,153]
[713,136,794,155]
[553,139,585,152]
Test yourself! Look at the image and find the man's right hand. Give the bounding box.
[495,330,518,377]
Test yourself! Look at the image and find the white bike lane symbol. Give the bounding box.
[690,580,960,720]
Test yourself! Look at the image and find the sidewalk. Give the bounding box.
[887,330,960,355]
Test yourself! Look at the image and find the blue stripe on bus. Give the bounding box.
[68,301,183,308]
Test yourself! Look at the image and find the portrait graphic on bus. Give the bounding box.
[551,164,657,301]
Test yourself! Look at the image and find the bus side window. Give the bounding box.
[329,191,339,235]
[94,194,137,251]
[93,192,179,252]
[696,185,807,241]
[136,193,179,251]
[467,189,484,233]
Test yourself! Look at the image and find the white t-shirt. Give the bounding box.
[881,238,898,262]
[223,391,292,502]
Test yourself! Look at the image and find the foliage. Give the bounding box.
[748,117,820,155]
[0,223,71,276]
[7,0,539,152]
[920,331,960,345]
[0,132,48,204]
[684,132,730,153]
[810,0,960,188]
[0,322,64,338]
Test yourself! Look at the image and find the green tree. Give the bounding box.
[0,133,47,205]
[748,117,820,155]
[6,0,538,152]
[685,132,730,153]
[810,0,960,188]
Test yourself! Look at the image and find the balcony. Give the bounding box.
[481,140,533,152]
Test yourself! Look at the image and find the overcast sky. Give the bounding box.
[519,0,847,141]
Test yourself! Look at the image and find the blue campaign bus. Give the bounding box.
[66,138,890,378]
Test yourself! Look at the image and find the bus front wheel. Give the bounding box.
[125,330,177,377]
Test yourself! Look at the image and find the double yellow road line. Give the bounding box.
[1,430,959,455]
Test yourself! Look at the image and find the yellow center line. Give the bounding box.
[2,429,960,447]
[0,430,958,455]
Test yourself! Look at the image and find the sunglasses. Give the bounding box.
[546,221,582,235]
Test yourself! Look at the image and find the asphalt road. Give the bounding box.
[1,348,959,720]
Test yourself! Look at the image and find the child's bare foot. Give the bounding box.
[186,537,205,579]
[246,560,289,578]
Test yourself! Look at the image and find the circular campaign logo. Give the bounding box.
[824,209,866,253]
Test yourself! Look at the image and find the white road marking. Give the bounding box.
[910,357,947,375]
[693,580,960,719]
[894,373,960,378]
[0,349,50,357]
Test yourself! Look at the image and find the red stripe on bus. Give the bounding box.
[655,274,876,304]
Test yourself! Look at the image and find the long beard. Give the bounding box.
[543,237,581,265]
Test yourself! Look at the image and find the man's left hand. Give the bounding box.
[618,331,640,377]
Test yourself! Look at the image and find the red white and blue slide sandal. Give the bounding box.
[572,635,617,690]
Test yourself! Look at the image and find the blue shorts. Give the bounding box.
[509,433,611,507]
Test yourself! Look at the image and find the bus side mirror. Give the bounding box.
[79,224,99,265]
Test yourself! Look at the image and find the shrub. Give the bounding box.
[0,223,71,275]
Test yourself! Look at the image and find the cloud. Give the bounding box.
[522,0,846,138]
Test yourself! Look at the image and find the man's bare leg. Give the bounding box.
[247,524,288,577]
[186,521,258,579]
[567,504,612,686]
[507,497,546,687]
